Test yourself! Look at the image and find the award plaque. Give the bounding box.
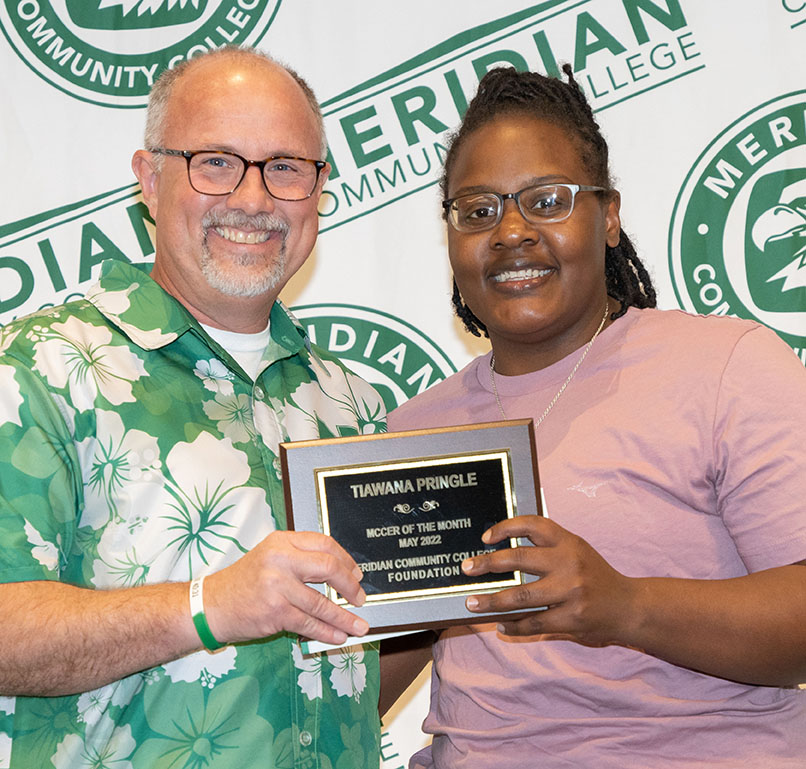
[280,419,542,633]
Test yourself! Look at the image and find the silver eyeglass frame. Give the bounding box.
[442,183,607,232]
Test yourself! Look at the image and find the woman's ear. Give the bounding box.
[604,190,621,249]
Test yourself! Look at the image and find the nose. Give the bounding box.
[225,165,276,214]
[492,198,538,249]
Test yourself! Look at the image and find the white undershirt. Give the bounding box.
[200,321,271,381]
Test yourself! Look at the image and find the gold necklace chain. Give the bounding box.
[489,302,610,426]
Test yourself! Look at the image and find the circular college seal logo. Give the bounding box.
[669,90,806,350]
[290,303,457,412]
[0,0,281,108]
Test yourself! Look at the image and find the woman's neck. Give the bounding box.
[489,299,620,376]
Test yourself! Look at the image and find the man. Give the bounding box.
[0,47,385,768]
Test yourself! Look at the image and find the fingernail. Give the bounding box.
[466,596,479,610]
[354,588,366,607]
[462,559,473,573]
[352,617,369,636]
[353,567,364,581]
[481,530,491,543]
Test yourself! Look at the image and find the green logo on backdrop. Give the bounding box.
[66,0,204,30]
[0,184,156,325]
[669,91,806,357]
[2,0,707,326]
[0,0,281,108]
[291,304,456,410]
[320,0,702,232]
[780,0,806,29]
[0,193,458,410]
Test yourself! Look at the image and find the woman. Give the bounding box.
[383,66,806,768]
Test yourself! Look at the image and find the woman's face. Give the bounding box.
[446,113,621,373]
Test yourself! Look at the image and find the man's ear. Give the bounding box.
[311,161,331,202]
[132,150,160,220]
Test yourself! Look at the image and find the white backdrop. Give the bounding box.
[2,2,805,765]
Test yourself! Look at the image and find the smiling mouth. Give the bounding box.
[493,267,553,283]
[213,226,273,244]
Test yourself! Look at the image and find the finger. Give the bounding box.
[310,556,367,608]
[291,549,367,606]
[496,612,551,637]
[465,579,556,615]
[462,544,550,579]
[290,582,370,641]
[275,530,362,576]
[464,570,576,615]
[481,515,560,547]
[497,604,595,640]
[263,539,367,606]
[207,565,368,643]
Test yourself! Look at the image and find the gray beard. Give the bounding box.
[200,210,290,298]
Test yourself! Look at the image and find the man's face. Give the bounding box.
[133,56,328,325]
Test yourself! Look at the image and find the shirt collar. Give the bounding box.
[85,260,317,362]
[85,260,193,349]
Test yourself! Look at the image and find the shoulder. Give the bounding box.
[626,306,761,339]
[388,356,485,431]
[2,297,97,331]
[1,299,102,360]
[294,338,388,431]
[621,307,792,364]
[621,308,806,404]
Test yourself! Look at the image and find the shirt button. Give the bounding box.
[299,730,312,747]
[254,386,265,400]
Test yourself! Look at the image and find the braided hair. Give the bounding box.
[443,64,656,338]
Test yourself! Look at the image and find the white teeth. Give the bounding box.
[215,226,272,244]
[493,268,552,282]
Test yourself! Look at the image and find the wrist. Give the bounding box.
[189,576,225,651]
[616,576,652,649]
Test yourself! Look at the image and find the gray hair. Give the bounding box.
[143,46,327,169]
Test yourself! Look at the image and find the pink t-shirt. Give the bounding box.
[388,308,806,769]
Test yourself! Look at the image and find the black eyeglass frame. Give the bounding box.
[442,183,608,232]
[149,148,328,201]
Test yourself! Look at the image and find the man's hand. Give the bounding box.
[204,530,370,646]
[0,531,369,697]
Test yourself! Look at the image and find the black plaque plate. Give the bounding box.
[280,419,542,633]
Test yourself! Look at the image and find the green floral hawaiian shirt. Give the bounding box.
[0,260,386,769]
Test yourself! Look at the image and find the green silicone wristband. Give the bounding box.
[191,609,225,651]
[189,577,225,651]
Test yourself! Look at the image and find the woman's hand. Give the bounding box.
[462,515,637,646]
[463,515,806,686]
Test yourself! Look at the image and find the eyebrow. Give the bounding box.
[196,145,308,159]
[450,175,573,197]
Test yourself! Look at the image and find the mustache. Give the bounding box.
[201,209,290,236]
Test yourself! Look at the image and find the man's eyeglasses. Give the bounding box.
[442,183,607,233]
[149,148,327,201]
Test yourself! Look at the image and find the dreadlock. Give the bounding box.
[443,64,656,338]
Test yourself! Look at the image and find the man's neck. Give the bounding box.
[151,260,276,333]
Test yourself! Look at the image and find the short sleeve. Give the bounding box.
[714,325,806,570]
[0,357,79,582]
